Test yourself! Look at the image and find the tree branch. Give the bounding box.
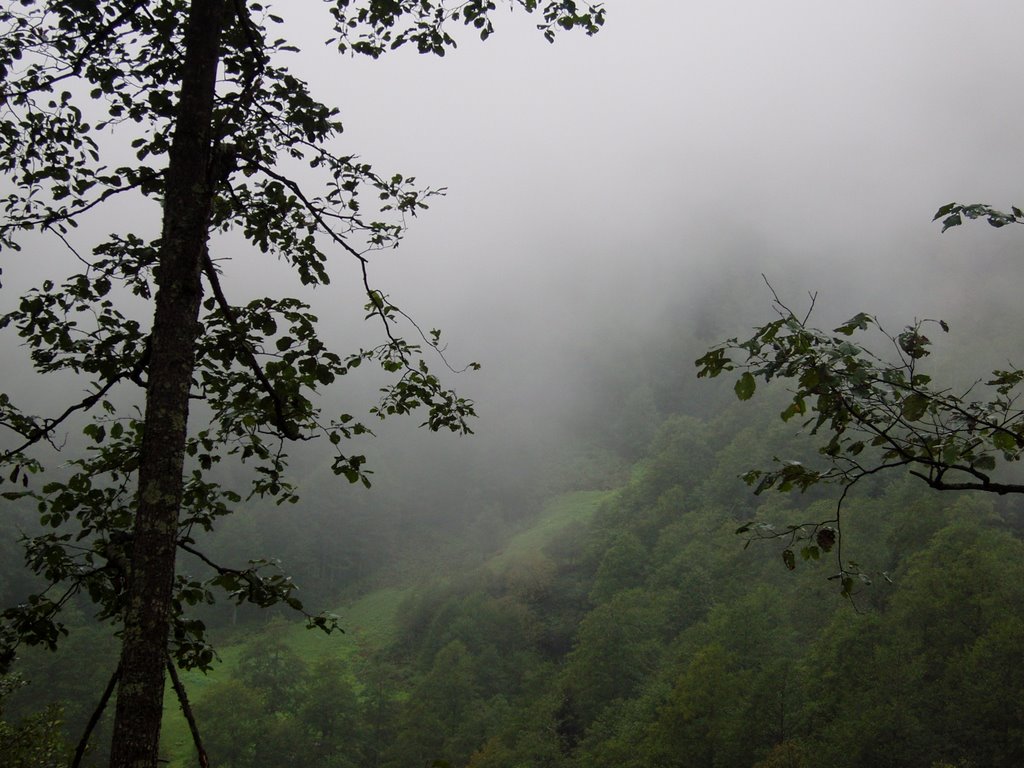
[71,664,121,768]
[0,0,148,102]
[166,656,209,768]
[200,250,305,441]
[908,471,1024,495]
[177,540,245,577]
[1,377,119,461]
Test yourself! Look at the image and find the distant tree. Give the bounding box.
[644,643,750,768]
[752,741,809,768]
[696,204,1024,593]
[0,674,70,768]
[298,658,363,768]
[0,2,604,766]
[416,639,480,733]
[193,678,273,768]
[236,637,308,713]
[560,588,668,725]
[588,532,647,603]
[795,520,1024,767]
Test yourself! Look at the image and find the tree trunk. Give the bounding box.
[108,2,227,766]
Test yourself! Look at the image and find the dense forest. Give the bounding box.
[3,280,1022,768]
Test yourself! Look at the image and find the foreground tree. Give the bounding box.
[0,2,604,766]
[696,204,1023,592]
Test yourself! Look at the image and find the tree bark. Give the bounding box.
[108,2,228,766]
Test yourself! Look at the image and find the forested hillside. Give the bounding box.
[175,407,1024,768]
[5,348,1021,767]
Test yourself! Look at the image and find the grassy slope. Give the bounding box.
[160,587,408,766]
[160,489,612,765]
[486,489,612,572]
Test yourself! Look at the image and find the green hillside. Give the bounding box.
[154,410,1024,768]
[160,488,614,765]
[6,408,1023,768]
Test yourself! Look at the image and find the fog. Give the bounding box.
[259,0,1024,478]
[5,0,1024,530]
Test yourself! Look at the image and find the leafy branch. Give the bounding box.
[697,204,1024,591]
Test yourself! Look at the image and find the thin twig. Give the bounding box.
[166,656,209,768]
[178,540,245,577]
[200,250,306,440]
[1,378,119,461]
[71,664,121,768]
[244,161,472,379]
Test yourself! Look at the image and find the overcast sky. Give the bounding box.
[6,0,1024,475]
[269,1,1024,429]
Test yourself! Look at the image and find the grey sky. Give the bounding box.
[284,1,1024,315]
[273,1,1024,431]
[5,0,1024,467]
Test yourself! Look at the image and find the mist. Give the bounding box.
[252,0,1024,497]
[5,0,1023,548]
[2,0,1021,550]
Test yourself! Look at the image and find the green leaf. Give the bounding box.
[973,454,997,472]
[942,442,960,465]
[782,549,796,571]
[992,430,1018,454]
[801,545,820,561]
[901,393,929,422]
[835,312,871,335]
[735,372,756,401]
[840,576,854,597]
[780,397,806,422]
[815,527,836,552]
[694,348,732,378]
